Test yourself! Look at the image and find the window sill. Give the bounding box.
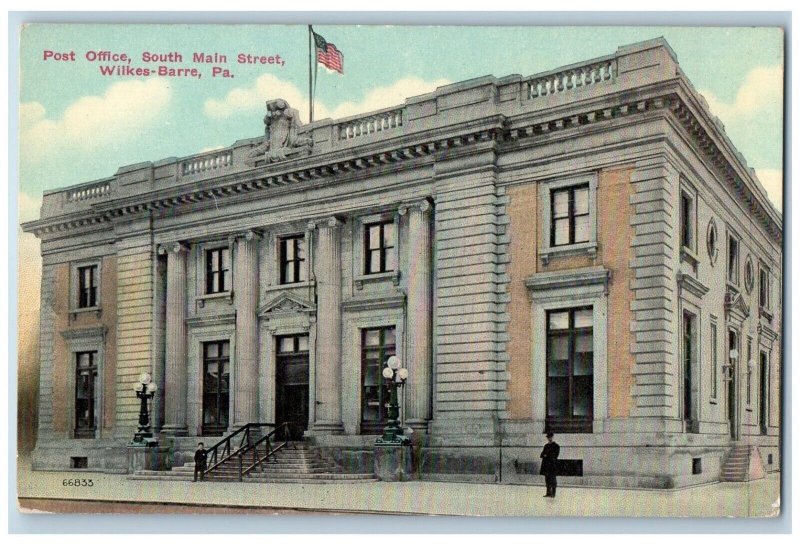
[680,246,699,268]
[69,306,102,321]
[710,398,718,405]
[760,307,774,322]
[264,280,315,293]
[196,291,233,308]
[539,242,597,265]
[354,270,400,290]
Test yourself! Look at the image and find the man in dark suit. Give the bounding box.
[193,442,207,482]
[540,432,560,498]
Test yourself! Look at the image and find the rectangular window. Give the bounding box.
[727,235,739,285]
[364,220,396,274]
[279,235,307,284]
[75,351,98,438]
[551,185,590,247]
[683,313,695,423]
[360,326,396,433]
[546,307,593,433]
[759,351,768,435]
[680,192,694,250]
[78,265,98,308]
[710,322,718,399]
[205,248,230,294]
[746,338,753,405]
[759,266,770,310]
[70,457,88,469]
[727,329,739,439]
[202,340,230,436]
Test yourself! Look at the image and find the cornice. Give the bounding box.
[24,84,781,245]
[23,118,504,238]
[677,272,710,299]
[60,326,107,341]
[670,79,782,242]
[525,266,611,293]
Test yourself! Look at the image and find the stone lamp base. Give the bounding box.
[374,443,414,482]
[127,441,171,474]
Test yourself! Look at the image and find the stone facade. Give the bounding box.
[22,38,782,487]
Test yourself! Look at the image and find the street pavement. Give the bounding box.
[16,459,781,518]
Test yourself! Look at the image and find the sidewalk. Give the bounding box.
[16,460,780,518]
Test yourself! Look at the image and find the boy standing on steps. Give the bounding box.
[194,442,207,482]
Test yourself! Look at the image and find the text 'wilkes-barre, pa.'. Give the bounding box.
[42,50,286,79]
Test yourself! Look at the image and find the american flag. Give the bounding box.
[313,31,344,74]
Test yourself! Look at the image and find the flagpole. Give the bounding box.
[308,25,314,124]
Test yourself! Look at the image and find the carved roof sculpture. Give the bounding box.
[245,99,313,165]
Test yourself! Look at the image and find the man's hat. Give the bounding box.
[545,432,554,438]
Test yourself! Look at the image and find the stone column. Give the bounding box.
[233,230,261,427]
[312,217,344,434]
[402,199,433,432]
[151,252,168,432]
[160,242,188,436]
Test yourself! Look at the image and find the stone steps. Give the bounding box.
[132,442,375,483]
[719,444,766,482]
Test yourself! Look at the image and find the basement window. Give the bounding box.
[692,458,702,475]
[557,459,584,476]
[70,456,88,469]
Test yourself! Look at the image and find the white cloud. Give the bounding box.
[754,168,783,212]
[17,191,42,224]
[21,79,173,164]
[700,66,783,124]
[203,75,450,123]
[204,73,309,121]
[327,77,451,119]
[200,145,226,154]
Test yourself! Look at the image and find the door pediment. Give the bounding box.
[258,291,315,319]
[724,287,750,325]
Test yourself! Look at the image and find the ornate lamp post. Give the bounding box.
[376,355,410,445]
[132,372,158,445]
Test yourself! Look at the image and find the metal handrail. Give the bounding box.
[202,422,274,477]
[237,422,299,481]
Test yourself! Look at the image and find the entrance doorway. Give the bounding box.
[275,334,310,440]
[727,330,739,440]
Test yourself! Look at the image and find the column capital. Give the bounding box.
[230,229,263,244]
[157,241,189,255]
[398,198,433,216]
[318,216,344,230]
